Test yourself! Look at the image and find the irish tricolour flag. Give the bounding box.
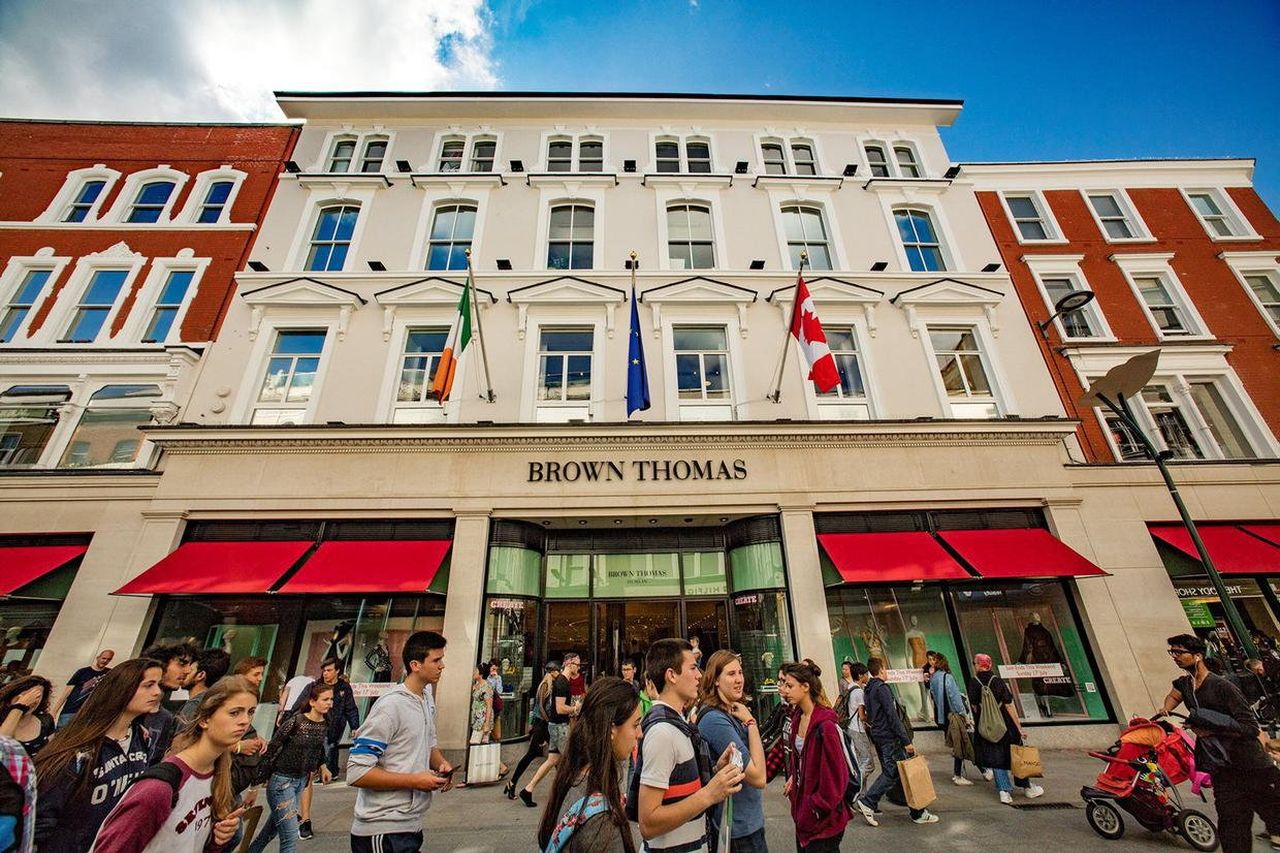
[789,276,841,393]
[430,279,472,401]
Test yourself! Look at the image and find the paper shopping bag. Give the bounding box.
[467,742,501,784]
[1011,744,1044,779]
[896,753,937,810]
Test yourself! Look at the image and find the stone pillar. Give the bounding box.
[435,511,490,753]
[41,509,183,688]
[779,506,837,694]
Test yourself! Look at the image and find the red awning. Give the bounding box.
[1150,523,1280,575]
[0,545,87,595]
[938,529,1108,579]
[114,541,311,595]
[1241,524,1280,550]
[817,532,972,583]
[275,540,451,594]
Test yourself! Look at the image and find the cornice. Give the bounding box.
[0,348,200,367]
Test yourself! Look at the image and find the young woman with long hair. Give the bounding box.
[90,676,255,852]
[927,652,979,786]
[247,682,334,853]
[0,675,56,756]
[537,677,641,853]
[779,661,850,853]
[34,657,162,853]
[507,661,559,800]
[697,650,769,852]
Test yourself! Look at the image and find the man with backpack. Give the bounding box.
[852,657,940,827]
[635,638,744,853]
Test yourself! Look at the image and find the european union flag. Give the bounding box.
[626,284,650,416]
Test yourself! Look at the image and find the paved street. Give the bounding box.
[275,749,1271,852]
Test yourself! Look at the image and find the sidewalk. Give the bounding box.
[287,748,1259,852]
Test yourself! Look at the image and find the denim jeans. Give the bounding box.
[731,826,769,853]
[860,740,924,819]
[992,768,1031,793]
[249,773,308,853]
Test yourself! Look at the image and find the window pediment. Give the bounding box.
[641,277,757,338]
[508,277,625,340]
[768,277,883,337]
[373,277,496,341]
[891,278,1005,338]
[241,278,365,341]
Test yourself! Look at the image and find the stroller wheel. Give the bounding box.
[1085,800,1125,840]
[1176,809,1219,851]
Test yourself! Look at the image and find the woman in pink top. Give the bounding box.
[90,677,255,853]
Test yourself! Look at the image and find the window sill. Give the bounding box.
[752,174,843,191]
[1013,236,1071,247]
[410,173,507,188]
[293,174,392,190]
[641,173,735,188]
[1205,233,1264,243]
[1099,236,1159,245]
[526,173,618,188]
[861,177,952,194]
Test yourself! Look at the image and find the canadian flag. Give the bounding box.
[788,276,841,393]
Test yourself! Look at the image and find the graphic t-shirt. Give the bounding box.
[89,756,222,853]
[64,666,111,716]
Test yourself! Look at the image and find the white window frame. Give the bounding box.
[767,196,847,272]
[922,323,1006,418]
[426,129,504,174]
[1179,188,1259,241]
[358,135,390,174]
[174,167,248,224]
[534,188,607,272]
[1104,377,1266,462]
[647,132,717,174]
[1021,254,1114,341]
[1112,253,1210,340]
[892,143,923,179]
[754,132,828,177]
[235,321,336,425]
[1081,189,1154,243]
[101,166,189,224]
[32,243,146,346]
[119,250,210,345]
[662,318,745,422]
[36,165,122,224]
[860,137,927,179]
[56,383,163,470]
[1220,251,1280,337]
[888,204,956,273]
[408,186,494,271]
[0,249,72,344]
[797,311,881,420]
[653,191,728,272]
[863,141,892,178]
[997,190,1066,244]
[385,323,451,425]
[311,128,398,174]
[536,130,611,173]
[522,318,605,423]
[284,188,377,272]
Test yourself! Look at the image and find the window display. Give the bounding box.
[827,586,959,724]
[951,582,1107,722]
[480,597,538,738]
[731,590,794,719]
[1174,577,1280,671]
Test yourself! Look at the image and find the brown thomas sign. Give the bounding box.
[526,459,747,483]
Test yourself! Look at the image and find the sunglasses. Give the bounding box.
[1167,649,1194,657]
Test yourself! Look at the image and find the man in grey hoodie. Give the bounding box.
[348,630,453,852]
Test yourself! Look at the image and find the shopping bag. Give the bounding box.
[1011,744,1044,779]
[233,805,263,853]
[896,753,937,810]
[467,742,502,784]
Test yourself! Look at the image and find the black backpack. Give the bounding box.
[625,704,712,823]
[125,760,184,808]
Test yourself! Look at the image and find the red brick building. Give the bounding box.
[0,120,298,470]
[965,159,1280,463]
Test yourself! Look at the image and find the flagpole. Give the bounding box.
[768,252,807,403]
[465,248,495,403]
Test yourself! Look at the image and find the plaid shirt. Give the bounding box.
[0,736,34,852]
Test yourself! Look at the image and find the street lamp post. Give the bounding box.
[1079,351,1258,660]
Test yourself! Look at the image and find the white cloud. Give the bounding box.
[0,0,501,122]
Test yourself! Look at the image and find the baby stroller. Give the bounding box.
[1080,715,1218,850]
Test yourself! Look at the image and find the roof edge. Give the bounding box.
[273,90,964,107]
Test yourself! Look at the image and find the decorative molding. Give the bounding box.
[891,278,1005,338]
[507,276,626,340]
[240,278,366,341]
[641,277,757,338]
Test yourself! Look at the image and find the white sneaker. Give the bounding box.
[951,775,974,786]
[912,810,940,824]
[999,790,1013,805]
[981,769,994,782]
[1025,783,1045,799]
[852,799,879,827]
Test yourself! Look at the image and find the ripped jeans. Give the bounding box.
[249,772,308,853]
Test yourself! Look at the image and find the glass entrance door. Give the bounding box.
[594,600,680,678]
[686,599,729,667]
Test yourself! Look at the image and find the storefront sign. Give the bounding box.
[488,598,527,612]
[1175,584,1247,598]
[884,668,926,684]
[350,682,396,698]
[527,459,747,483]
[997,663,1065,679]
[1180,600,1216,629]
[733,594,760,607]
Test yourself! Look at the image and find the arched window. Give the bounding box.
[686,140,712,173]
[306,205,360,272]
[780,205,832,271]
[894,145,921,178]
[864,144,890,178]
[578,137,604,172]
[197,181,234,223]
[64,180,107,223]
[327,138,357,172]
[655,139,681,173]
[360,137,388,173]
[126,181,176,223]
[667,204,715,269]
[547,138,573,172]
[894,208,945,272]
[761,140,787,175]
[547,204,594,270]
[427,204,477,271]
[791,142,817,175]
[470,137,496,172]
[438,138,465,172]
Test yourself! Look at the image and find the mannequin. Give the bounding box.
[905,615,929,719]
[861,623,885,662]
[761,651,776,685]
[1018,611,1073,717]
[326,619,355,669]
[364,632,392,682]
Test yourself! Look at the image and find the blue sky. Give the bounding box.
[2,0,1277,205]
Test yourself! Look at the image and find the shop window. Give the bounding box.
[731,590,795,719]
[827,585,959,726]
[951,582,1109,722]
[486,546,543,597]
[593,553,682,598]
[682,552,727,596]
[545,554,590,598]
[58,384,159,469]
[1173,577,1280,668]
[729,542,786,591]
[0,600,64,679]
[479,597,539,739]
[0,385,69,468]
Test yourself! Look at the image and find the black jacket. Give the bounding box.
[291,678,360,741]
[864,677,910,747]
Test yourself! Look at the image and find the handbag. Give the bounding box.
[1010,743,1043,779]
[977,681,1008,743]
